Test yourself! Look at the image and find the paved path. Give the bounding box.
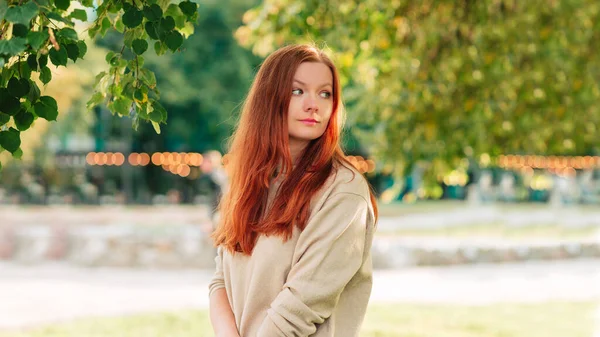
[1,260,599,330]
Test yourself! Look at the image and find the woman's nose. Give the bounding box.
[304,96,319,112]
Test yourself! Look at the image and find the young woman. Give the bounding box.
[208,44,378,337]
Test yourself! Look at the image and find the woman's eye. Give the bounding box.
[292,89,303,95]
[320,91,332,99]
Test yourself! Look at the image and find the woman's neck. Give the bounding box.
[289,139,308,163]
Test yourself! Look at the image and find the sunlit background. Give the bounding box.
[1,0,600,336]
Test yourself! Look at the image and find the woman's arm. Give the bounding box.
[208,246,240,337]
[256,192,372,336]
[209,288,240,337]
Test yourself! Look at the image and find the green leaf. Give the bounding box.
[57,28,78,41]
[165,4,185,28]
[140,68,157,88]
[132,39,148,55]
[121,80,134,96]
[0,1,7,21]
[135,103,148,120]
[134,88,145,101]
[0,89,20,116]
[123,29,137,48]
[7,77,30,98]
[100,16,111,36]
[0,38,27,56]
[77,41,87,58]
[109,55,120,66]
[148,108,162,123]
[135,55,145,67]
[14,109,34,131]
[14,61,32,80]
[151,99,167,122]
[27,30,49,50]
[0,113,9,126]
[87,22,99,38]
[12,147,23,159]
[5,2,39,25]
[38,54,48,67]
[27,54,38,70]
[164,30,183,52]
[143,4,163,21]
[40,96,57,110]
[27,79,41,102]
[107,0,121,13]
[54,0,70,11]
[12,24,28,38]
[151,121,161,134]
[108,83,121,96]
[105,51,115,64]
[65,43,79,62]
[40,66,52,84]
[94,71,107,87]
[45,12,72,25]
[122,8,143,28]
[0,127,21,153]
[34,96,58,121]
[49,46,68,66]
[178,1,197,17]
[153,41,166,55]
[87,92,105,109]
[69,8,87,21]
[145,21,159,40]
[115,18,125,33]
[109,97,133,116]
[81,0,93,6]
[160,16,175,31]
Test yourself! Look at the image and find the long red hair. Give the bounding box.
[212,44,378,255]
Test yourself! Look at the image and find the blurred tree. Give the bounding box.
[236,0,600,177]
[91,0,261,195]
[95,0,261,153]
[132,0,262,194]
[137,0,262,153]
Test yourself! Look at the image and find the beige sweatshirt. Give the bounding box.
[208,164,377,337]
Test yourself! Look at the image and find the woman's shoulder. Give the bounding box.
[323,161,371,201]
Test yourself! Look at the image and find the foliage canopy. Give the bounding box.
[237,0,600,175]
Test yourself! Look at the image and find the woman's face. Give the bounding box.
[287,62,334,152]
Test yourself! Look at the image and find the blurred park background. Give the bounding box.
[1,0,600,336]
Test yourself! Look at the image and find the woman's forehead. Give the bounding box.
[293,62,333,86]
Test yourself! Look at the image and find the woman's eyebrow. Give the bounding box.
[293,79,333,88]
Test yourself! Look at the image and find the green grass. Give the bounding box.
[378,201,467,216]
[377,201,600,217]
[1,302,595,337]
[362,302,596,337]
[379,222,599,240]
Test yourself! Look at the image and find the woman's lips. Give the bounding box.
[300,119,318,125]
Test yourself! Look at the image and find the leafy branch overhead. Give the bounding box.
[0,0,198,168]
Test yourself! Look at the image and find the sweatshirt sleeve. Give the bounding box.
[208,246,225,297]
[256,192,370,336]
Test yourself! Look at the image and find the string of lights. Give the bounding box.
[84,152,378,176]
[85,152,599,179]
